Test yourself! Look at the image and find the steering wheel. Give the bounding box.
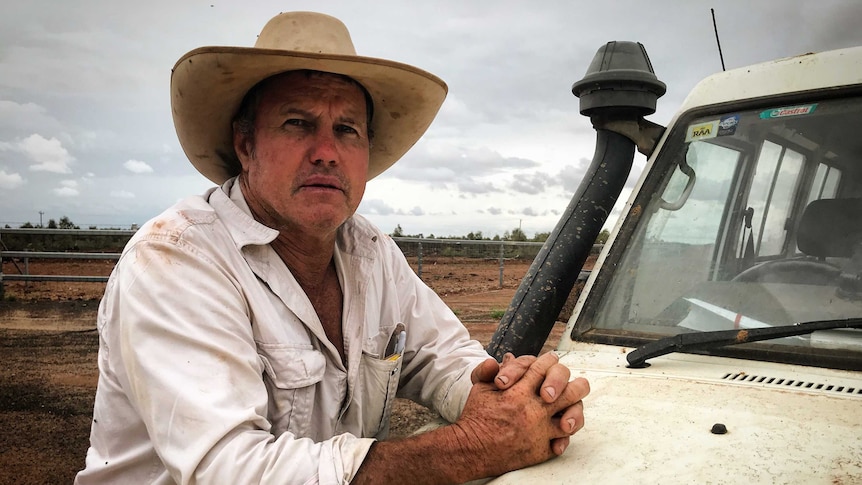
[731,259,840,285]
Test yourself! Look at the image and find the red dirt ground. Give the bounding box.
[0,255,590,484]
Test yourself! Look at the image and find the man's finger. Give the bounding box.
[512,352,561,392]
[538,362,571,403]
[550,377,591,415]
[471,358,500,384]
[557,400,585,434]
[494,353,536,389]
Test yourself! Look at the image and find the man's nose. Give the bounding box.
[309,128,338,166]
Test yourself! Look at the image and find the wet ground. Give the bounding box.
[0,257,581,484]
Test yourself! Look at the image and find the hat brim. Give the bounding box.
[171,46,448,184]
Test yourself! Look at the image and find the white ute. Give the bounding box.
[484,45,862,483]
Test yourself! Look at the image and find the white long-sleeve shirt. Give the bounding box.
[75,178,490,484]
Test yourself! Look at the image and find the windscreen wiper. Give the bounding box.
[626,318,862,368]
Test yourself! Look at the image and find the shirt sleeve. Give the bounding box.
[105,235,373,484]
[379,237,493,423]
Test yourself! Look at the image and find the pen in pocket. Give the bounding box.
[385,323,406,360]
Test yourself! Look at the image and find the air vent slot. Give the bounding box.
[722,373,861,395]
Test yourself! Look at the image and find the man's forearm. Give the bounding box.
[352,423,489,485]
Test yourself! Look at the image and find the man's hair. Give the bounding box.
[233,70,375,144]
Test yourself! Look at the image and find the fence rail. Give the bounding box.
[0,229,600,297]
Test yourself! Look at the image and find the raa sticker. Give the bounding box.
[718,115,740,136]
[685,120,719,142]
[759,104,817,119]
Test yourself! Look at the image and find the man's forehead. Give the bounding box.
[261,71,366,105]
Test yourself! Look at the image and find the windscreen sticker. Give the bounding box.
[718,115,740,136]
[759,104,817,119]
[685,120,719,142]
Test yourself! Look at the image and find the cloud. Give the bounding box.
[510,171,554,195]
[124,159,154,174]
[16,134,74,173]
[0,170,25,189]
[458,179,497,195]
[53,179,79,197]
[110,190,135,199]
[0,100,64,134]
[557,163,588,192]
[358,199,396,216]
[358,199,430,218]
[487,207,503,215]
[388,143,541,184]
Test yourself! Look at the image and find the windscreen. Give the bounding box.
[581,96,862,359]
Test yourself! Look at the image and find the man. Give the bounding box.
[76,11,589,484]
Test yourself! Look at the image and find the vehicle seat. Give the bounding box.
[796,198,862,259]
[734,198,862,285]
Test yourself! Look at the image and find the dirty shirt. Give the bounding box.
[75,177,490,484]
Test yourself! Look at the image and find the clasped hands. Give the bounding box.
[461,351,590,476]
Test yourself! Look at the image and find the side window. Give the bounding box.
[747,140,805,257]
[645,141,740,245]
[806,162,842,204]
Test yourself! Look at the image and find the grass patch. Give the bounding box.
[489,309,506,319]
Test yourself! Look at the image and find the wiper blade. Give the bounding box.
[626,318,862,368]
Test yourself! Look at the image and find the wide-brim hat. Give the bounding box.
[170,11,448,184]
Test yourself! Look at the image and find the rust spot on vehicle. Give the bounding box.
[736,330,749,343]
[630,205,642,218]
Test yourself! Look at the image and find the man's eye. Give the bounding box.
[336,124,359,135]
[284,118,308,127]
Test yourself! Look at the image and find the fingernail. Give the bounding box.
[557,441,568,455]
[567,418,576,432]
[544,386,556,399]
[497,375,509,386]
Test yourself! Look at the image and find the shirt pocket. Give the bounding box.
[357,351,402,439]
[257,345,326,438]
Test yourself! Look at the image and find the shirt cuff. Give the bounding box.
[435,366,475,424]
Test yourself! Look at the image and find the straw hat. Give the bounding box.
[170,11,448,184]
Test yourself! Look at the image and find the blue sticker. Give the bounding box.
[717,115,739,136]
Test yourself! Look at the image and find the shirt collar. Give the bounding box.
[207,176,279,249]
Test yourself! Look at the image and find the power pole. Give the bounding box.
[38,211,44,228]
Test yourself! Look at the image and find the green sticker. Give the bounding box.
[759,104,817,119]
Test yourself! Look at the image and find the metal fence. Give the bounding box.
[0,229,570,296]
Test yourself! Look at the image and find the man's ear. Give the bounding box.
[232,123,253,166]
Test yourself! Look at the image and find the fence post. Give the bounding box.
[0,251,4,299]
[417,241,423,279]
[499,243,504,288]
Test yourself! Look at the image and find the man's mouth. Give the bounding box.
[299,175,344,192]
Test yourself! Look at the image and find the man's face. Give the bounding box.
[235,71,370,236]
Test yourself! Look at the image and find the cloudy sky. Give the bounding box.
[2,1,861,238]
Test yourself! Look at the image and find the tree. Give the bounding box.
[58,216,79,229]
[509,227,527,242]
[47,219,57,229]
[20,222,33,228]
[391,224,404,237]
[532,231,551,243]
